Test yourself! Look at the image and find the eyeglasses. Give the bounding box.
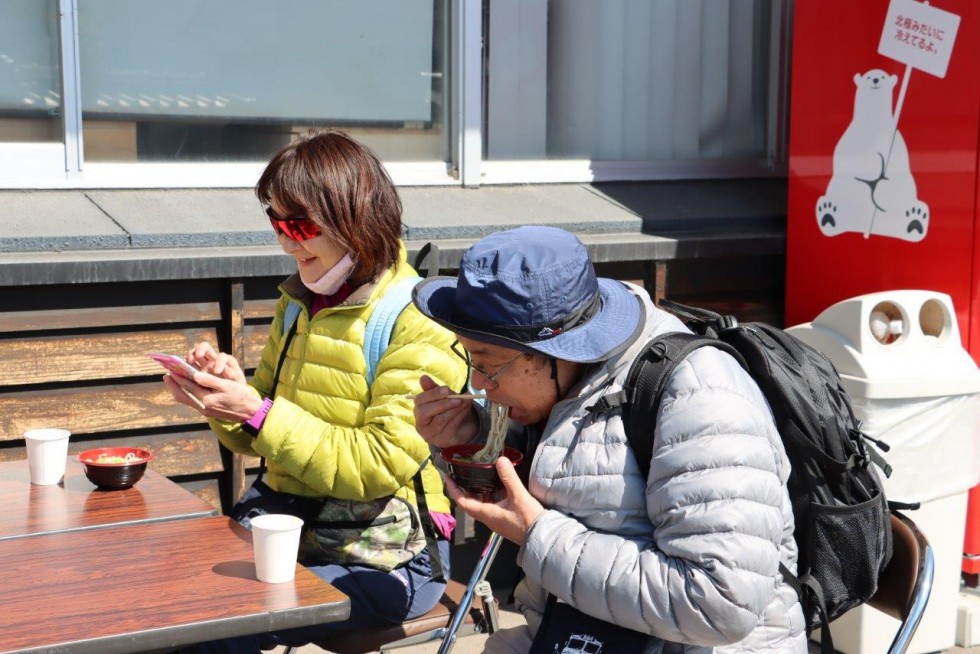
[266,206,323,242]
[451,340,523,389]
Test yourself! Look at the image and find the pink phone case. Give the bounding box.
[148,353,198,379]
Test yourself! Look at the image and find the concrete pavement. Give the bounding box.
[270,589,526,654]
[268,592,980,654]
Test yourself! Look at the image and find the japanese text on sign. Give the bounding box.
[878,0,960,78]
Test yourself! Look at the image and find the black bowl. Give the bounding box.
[440,443,524,501]
[77,447,154,490]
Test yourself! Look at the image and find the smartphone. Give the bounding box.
[148,352,200,379]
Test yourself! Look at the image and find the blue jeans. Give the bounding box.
[184,539,449,653]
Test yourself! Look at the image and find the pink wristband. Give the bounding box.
[242,397,274,437]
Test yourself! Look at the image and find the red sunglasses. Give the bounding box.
[266,207,322,242]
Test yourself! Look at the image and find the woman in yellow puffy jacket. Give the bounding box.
[162,130,467,653]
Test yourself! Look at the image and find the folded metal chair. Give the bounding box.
[866,511,935,654]
[285,532,503,654]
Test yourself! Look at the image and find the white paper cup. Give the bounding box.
[250,513,303,583]
[24,429,71,486]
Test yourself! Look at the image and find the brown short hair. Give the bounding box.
[256,129,402,287]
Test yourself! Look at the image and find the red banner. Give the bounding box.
[785,0,980,363]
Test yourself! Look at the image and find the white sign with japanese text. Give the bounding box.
[878,0,960,78]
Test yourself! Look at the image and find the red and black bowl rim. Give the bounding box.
[77,447,154,467]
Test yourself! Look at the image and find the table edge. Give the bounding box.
[6,599,351,654]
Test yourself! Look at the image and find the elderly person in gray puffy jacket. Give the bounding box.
[411,225,808,653]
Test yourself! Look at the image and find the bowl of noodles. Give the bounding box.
[77,447,154,490]
[440,400,523,501]
[440,443,523,502]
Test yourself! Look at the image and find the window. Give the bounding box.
[0,0,789,189]
[77,0,448,164]
[482,0,788,183]
[0,0,62,145]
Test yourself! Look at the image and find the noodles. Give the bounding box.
[470,401,510,463]
[94,452,139,464]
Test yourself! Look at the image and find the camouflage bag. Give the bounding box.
[233,479,431,573]
[300,494,428,572]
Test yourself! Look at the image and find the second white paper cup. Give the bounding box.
[250,513,304,583]
[24,428,71,485]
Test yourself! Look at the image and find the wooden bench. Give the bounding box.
[0,278,278,510]
[0,228,784,515]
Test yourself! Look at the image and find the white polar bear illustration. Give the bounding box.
[815,69,929,242]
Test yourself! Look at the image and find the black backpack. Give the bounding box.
[598,299,896,653]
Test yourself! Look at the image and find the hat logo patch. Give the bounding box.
[537,326,562,339]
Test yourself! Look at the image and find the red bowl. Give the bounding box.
[77,447,154,490]
[440,443,524,502]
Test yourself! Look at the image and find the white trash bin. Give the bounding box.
[786,289,980,654]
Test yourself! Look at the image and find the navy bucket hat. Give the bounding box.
[412,226,644,363]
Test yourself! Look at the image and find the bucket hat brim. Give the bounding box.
[413,276,645,364]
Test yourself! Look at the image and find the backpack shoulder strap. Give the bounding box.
[658,298,741,335]
[363,276,422,386]
[626,333,740,478]
[587,332,744,479]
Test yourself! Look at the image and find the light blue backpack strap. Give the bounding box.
[363,276,422,386]
[282,301,302,337]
